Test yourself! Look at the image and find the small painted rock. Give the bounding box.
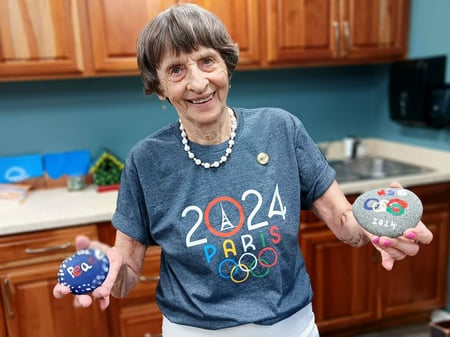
[58,248,109,294]
[352,187,423,237]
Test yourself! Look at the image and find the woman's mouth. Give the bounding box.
[189,93,214,104]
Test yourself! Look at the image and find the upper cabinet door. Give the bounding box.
[0,0,84,79]
[86,0,175,73]
[177,0,261,67]
[340,0,410,60]
[265,0,339,65]
[265,0,409,66]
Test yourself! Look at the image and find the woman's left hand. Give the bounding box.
[365,181,434,271]
[366,220,433,271]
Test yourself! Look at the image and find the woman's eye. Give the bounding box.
[170,66,182,75]
[202,57,214,66]
[169,66,185,81]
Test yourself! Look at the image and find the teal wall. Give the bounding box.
[369,0,450,151]
[0,65,381,159]
[1,0,449,160]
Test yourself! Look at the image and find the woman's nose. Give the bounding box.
[186,67,208,92]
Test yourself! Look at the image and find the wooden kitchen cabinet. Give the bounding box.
[300,225,378,332]
[0,221,163,337]
[86,0,260,72]
[341,0,410,60]
[118,302,162,337]
[264,0,410,66]
[0,225,109,337]
[300,182,449,336]
[380,185,449,319]
[0,298,6,337]
[85,0,175,73]
[97,223,163,337]
[0,0,411,81]
[177,0,261,67]
[106,245,162,337]
[0,0,86,79]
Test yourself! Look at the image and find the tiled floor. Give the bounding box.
[352,323,429,337]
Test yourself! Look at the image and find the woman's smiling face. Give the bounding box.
[156,46,230,130]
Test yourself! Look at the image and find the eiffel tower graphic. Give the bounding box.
[219,203,236,232]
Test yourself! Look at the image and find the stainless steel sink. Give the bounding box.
[328,157,433,183]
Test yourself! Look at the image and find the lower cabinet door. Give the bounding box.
[300,227,378,333]
[0,261,109,337]
[119,303,163,337]
[380,210,448,317]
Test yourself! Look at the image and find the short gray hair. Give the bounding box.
[136,3,240,96]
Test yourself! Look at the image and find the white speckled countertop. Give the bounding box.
[0,185,118,236]
[1,139,449,236]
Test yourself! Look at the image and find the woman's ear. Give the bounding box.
[158,94,166,101]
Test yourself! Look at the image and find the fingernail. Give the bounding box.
[406,231,417,240]
[372,237,380,244]
[382,239,392,247]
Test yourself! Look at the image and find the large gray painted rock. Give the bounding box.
[352,187,423,237]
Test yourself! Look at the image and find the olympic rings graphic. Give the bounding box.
[363,197,408,216]
[239,253,258,271]
[218,248,279,283]
[386,198,407,215]
[230,263,250,283]
[249,258,271,278]
[258,247,278,268]
[218,259,238,279]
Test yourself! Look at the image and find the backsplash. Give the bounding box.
[0,65,382,160]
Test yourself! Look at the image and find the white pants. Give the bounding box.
[162,303,319,337]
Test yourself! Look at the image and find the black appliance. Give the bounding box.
[389,55,448,128]
[427,84,450,128]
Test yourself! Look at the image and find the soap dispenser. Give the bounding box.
[427,85,450,128]
[389,55,447,127]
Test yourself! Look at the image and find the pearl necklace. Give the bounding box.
[179,109,237,169]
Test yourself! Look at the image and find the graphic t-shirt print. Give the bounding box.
[182,184,287,284]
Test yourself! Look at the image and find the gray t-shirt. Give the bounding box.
[112,107,335,329]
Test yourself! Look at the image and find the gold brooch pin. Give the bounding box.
[256,152,269,165]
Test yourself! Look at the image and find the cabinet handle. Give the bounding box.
[24,242,72,254]
[333,21,340,57]
[3,278,15,319]
[138,275,160,283]
[343,21,350,56]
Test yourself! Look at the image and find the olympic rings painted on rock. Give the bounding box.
[373,200,388,212]
[363,198,379,210]
[386,198,407,215]
[363,197,408,216]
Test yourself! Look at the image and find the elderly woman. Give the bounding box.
[54,4,433,337]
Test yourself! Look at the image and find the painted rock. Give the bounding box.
[352,187,423,238]
[58,248,109,294]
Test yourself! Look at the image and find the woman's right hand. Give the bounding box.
[53,235,124,310]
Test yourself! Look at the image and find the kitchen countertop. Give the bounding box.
[0,185,118,236]
[1,138,449,236]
